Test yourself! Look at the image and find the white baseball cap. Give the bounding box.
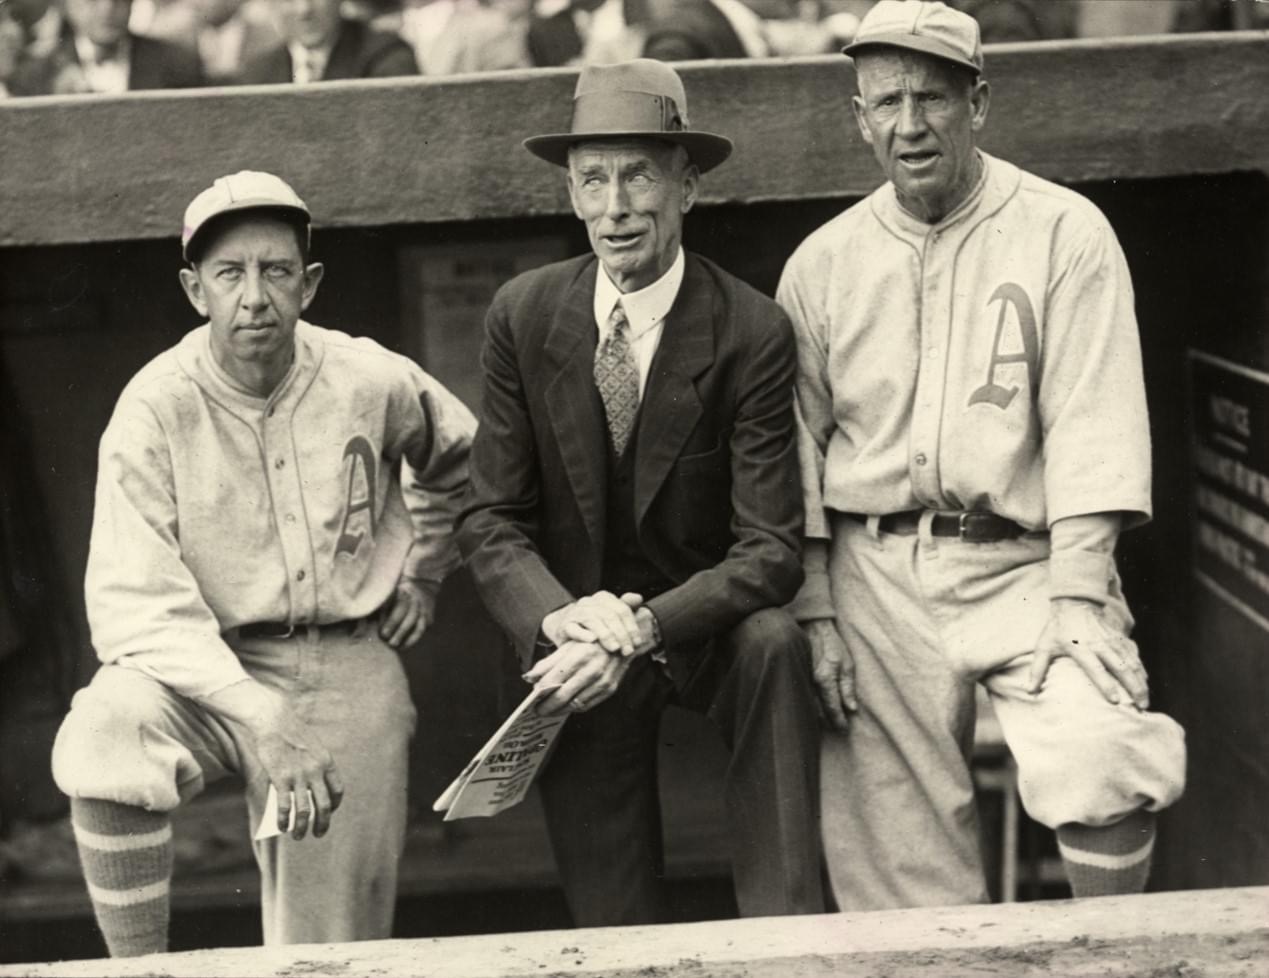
[843,0,983,76]
[182,170,310,261]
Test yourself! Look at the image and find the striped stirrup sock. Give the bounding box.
[1057,809,1156,898]
[70,798,173,957]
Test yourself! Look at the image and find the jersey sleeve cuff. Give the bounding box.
[1048,549,1115,605]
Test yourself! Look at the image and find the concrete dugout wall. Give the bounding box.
[1,32,1267,904]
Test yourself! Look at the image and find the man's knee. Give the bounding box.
[726,608,811,682]
[1016,709,1186,829]
[52,667,206,812]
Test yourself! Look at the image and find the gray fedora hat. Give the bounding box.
[523,59,733,173]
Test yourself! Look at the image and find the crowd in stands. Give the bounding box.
[0,0,1264,97]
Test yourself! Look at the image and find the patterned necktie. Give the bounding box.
[593,300,639,455]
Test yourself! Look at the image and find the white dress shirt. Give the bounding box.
[289,40,331,83]
[73,33,130,93]
[592,247,685,400]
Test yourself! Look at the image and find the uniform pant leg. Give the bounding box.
[820,518,988,911]
[983,651,1186,831]
[537,656,668,927]
[240,625,416,945]
[52,663,241,813]
[684,607,824,916]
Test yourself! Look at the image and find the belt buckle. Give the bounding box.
[958,511,988,543]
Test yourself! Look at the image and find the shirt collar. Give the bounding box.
[593,247,685,342]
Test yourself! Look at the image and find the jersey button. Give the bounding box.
[285,513,297,524]
[275,458,285,469]
[296,569,306,582]
[915,453,928,466]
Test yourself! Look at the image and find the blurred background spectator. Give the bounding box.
[946,0,1074,41]
[8,0,202,94]
[189,0,279,83]
[237,0,417,82]
[0,4,24,95]
[396,0,529,76]
[1172,0,1269,31]
[6,0,64,63]
[527,0,646,67]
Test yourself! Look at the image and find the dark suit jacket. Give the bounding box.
[457,252,804,670]
[9,31,202,95]
[237,18,418,84]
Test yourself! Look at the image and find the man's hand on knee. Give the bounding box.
[1029,598,1149,709]
[206,679,345,839]
[542,591,644,657]
[524,640,631,717]
[804,618,857,732]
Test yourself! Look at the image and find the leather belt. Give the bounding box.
[234,619,363,640]
[842,510,1026,543]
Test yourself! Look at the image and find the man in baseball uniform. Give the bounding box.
[778,0,1186,910]
[51,171,476,954]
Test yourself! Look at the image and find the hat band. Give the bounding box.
[569,91,687,139]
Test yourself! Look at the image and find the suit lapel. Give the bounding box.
[634,255,715,526]
[544,259,608,549]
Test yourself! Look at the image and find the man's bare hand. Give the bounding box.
[378,578,438,649]
[1029,598,1148,709]
[804,618,857,732]
[206,680,345,839]
[524,640,631,717]
[541,591,643,656]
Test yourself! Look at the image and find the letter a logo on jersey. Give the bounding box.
[968,283,1039,410]
[335,436,377,558]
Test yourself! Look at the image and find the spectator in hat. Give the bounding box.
[456,58,824,927]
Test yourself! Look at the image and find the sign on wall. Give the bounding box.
[1188,350,1269,635]
[399,237,571,411]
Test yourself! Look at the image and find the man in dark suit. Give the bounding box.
[8,0,201,95]
[457,59,824,927]
[238,0,416,83]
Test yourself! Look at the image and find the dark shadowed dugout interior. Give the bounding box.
[1,32,1267,963]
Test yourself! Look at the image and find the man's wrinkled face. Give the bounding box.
[567,139,698,293]
[852,49,989,224]
[271,0,339,49]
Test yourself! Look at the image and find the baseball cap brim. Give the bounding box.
[183,199,310,261]
[524,130,734,174]
[843,33,981,75]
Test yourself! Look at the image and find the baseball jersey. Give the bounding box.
[778,152,1151,541]
[86,322,476,701]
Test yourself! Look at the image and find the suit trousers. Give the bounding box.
[536,606,824,926]
[51,623,416,944]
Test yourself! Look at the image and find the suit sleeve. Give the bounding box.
[392,367,477,584]
[646,299,805,649]
[456,287,575,663]
[85,399,251,701]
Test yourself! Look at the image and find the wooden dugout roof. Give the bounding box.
[1,31,1268,249]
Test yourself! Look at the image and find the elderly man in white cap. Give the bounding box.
[778,0,1186,911]
[51,171,475,955]
[457,59,824,926]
